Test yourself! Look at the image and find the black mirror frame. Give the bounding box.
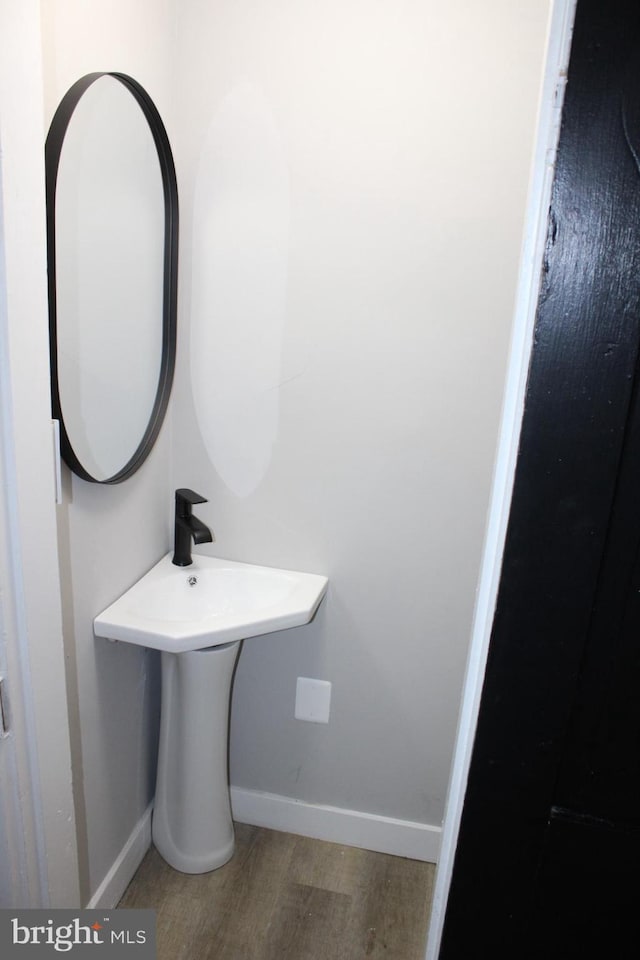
[45,72,178,484]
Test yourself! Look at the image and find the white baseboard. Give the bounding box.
[84,789,439,907]
[230,786,441,863]
[86,803,153,909]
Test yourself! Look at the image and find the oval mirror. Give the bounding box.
[46,72,178,483]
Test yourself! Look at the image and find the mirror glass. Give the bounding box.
[46,73,177,483]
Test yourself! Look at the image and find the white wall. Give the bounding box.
[425,3,575,953]
[171,0,553,836]
[40,0,175,905]
[31,0,554,907]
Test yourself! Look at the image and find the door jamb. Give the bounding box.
[0,0,80,908]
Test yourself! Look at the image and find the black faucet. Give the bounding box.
[172,488,214,566]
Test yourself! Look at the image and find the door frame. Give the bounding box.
[0,0,80,908]
[0,358,44,906]
[424,1,577,956]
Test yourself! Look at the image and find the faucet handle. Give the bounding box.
[175,488,208,516]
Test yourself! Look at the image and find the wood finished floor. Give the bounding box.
[119,824,434,960]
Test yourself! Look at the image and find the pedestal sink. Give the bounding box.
[94,553,328,873]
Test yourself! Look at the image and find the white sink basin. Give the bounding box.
[94,553,328,653]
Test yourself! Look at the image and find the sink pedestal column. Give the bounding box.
[152,640,241,873]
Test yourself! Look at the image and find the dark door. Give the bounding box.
[440,1,640,956]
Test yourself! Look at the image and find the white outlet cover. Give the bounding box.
[295,677,331,723]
